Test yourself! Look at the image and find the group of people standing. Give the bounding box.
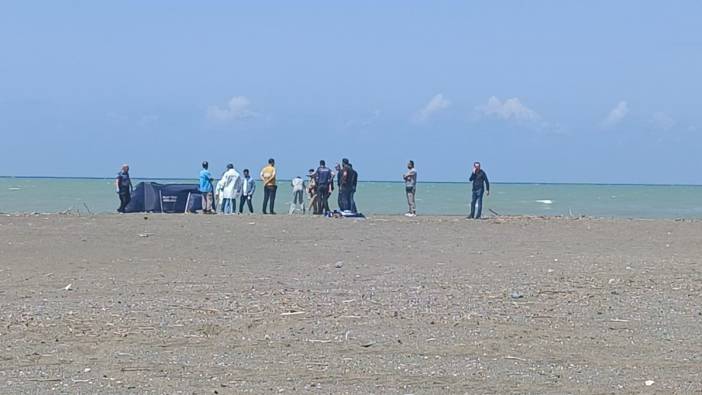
[305,158,358,215]
[195,157,360,216]
[116,159,490,218]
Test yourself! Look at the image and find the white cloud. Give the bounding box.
[650,112,675,131]
[475,96,540,121]
[601,101,629,128]
[207,96,257,121]
[414,94,451,121]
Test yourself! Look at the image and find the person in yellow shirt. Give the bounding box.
[260,158,277,214]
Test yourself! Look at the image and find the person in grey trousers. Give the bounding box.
[403,160,417,217]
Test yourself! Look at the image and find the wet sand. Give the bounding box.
[1,213,701,393]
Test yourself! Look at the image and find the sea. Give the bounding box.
[1,177,701,219]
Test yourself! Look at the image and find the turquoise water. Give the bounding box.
[1,177,701,218]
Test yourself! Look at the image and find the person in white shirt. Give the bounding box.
[290,175,305,214]
[217,163,242,215]
[239,169,256,214]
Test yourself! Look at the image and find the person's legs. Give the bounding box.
[406,187,416,214]
[475,189,484,219]
[118,192,128,213]
[202,194,208,213]
[238,197,245,214]
[246,196,254,213]
[350,190,357,213]
[268,185,277,214]
[337,189,344,211]
[207,193,214,213]
[262,187,270,214]
[317,185,329,214]
[469,190,477,218]
[224,198,234,214]
[323,189,330,213]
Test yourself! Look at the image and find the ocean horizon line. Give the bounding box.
[1,175,701,188]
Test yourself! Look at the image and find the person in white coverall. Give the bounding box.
[218,163,242,215]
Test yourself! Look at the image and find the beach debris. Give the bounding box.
[335,261,343,268]
[64,283,73,291]
[138,233,153,238]
[83,368,91,373]
[510,291,523,299]
[489,208,501,216]
[360,341,375,348]
[645,380,655,386]
[280,311,305,316]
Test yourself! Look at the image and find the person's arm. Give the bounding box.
[250,180,256,195]
[484,172,490,195]
[129,177,133,192]
[469,172,476,182]
[115,176,120,193]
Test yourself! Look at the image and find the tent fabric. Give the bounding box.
[124,182,203,213]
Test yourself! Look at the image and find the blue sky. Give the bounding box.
[1,1,701,183]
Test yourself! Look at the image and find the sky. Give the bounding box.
[1,1,701,184]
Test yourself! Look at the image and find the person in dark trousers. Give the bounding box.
[260,158,277,214]
[403,160,417,216]
[115,164,133,213]
[314,160,333,215]
[348,162,358,213]
[335,163,343,210]
[239,169,256,214]
[468,161,490,219]
[338,158,353,211]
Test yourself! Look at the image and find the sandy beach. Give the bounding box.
[1,213,701,393]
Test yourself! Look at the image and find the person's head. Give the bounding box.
[308,168,315,177]
[226,163,234,170]
[268,158,275,166]
[408,160,414,169]
[121,164,129,172]
[335,163,341,171]
[342,158,349,165]
[320,160,326,167]
[243,169,250,176]
[473,161,481,170]
[202,161,209,170]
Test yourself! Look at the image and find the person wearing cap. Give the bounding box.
[259,158,277,214]
[115,164,133,213]
[313,160,333,215]
[217,163,242,215]
[199,161,215,214]
[468,161,490,219]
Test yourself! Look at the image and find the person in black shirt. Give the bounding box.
[348,163,358,213]
[115,164,133,213]
[468,161,490,219]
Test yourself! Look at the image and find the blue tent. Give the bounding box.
[124,182,203,213]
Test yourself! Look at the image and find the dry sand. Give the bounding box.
[0,213,701,394]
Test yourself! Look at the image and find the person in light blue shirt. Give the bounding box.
[199,161,214,214]
[239,169,256,214]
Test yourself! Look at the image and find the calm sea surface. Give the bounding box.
[1,177,701,219]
